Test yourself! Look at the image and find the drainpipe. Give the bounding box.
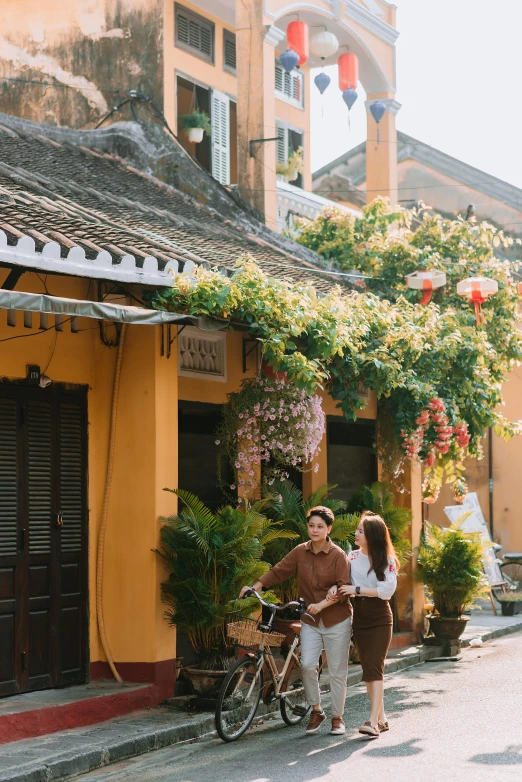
[488,426,494,538]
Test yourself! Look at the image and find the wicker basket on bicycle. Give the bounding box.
[227,618,285,649]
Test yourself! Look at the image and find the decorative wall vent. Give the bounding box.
[178,326,227,382]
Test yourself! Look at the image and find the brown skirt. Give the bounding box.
[352,597,393,682]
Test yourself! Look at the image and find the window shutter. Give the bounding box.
[223,30,236,71]
[292,73,302,103]
[27,401,52,555]
[59,402,84,553]
[275,61,284,92]
[0,397,18,556]
[275,60,304,108]
[211,90,230,185]
[276,123,287,163]
[175,4,214,62]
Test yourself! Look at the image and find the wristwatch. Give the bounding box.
[355,586,361,595]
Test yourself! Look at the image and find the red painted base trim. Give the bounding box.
[390,631,420,649]
[0,659,176,745]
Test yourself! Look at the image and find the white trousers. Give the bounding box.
[300,617,351,718]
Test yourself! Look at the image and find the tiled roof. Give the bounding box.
[0,115,343,293]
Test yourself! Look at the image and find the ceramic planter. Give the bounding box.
[500,601,522,616]
[428,614,469,641]
[187,127,205,144]
[184,667,227,697]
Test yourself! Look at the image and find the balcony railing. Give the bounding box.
[276,180,360,234]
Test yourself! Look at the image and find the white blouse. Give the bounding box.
[348,549,397,601]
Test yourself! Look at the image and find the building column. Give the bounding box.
[393,461,425,635]
[236,2,281,229]
[91,324,178,698]
[365,97,401,206]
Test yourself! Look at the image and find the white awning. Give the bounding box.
[0,289,224,330]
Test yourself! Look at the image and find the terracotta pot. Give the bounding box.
[188,127,204,143]
[428,615,469,641]
[184,667,227,697]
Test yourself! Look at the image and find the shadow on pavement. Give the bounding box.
[364,738,423,757]
[470,745,522,765]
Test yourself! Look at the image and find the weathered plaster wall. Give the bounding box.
[0,0,163,128]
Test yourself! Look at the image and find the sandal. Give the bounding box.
[378,721,389,732]
[358,721,380,737]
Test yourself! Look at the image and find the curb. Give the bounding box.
[2,621,521,782]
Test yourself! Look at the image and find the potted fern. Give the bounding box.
[156,490,294,696]
[180,110,212,144]
[416,517,489,641]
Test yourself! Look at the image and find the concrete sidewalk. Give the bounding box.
[1,608,520,782]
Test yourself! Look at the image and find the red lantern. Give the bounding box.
[518,281,522,296]
[287,21,309,66]
[405,270,446,305]
[338,53,359,91]
[457,276,498,325]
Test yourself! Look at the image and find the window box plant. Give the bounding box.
[155,489,294,697]
[416,517,489,642]
[276,147,304,183]
[180,110,212,144]
[499,591,522,616]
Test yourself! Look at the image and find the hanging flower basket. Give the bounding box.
[219,373,325,491]
[180,111,212,144]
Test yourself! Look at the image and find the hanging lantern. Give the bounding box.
[518,281,522,296]
[287,20,309,66]
[309,30,339,60]
[457,276,498,325]
[314,72,331,94]
[369,100,386,145]
[280,48,299,73]
[338,53,359,91]
[342,88,358,110]
[406,271,446,305]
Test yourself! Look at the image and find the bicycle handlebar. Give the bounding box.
[241,588,315,622]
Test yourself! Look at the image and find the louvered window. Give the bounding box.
[59,403,84,553]
[0,398,18,556]
[175,4,214,63]
[276,122,287,164]
[27,402,52,555]
[211,90,230,185]
[275,60,304,108]
[223,29,236,72]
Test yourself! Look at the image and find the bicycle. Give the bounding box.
[490,543,522,604]
[214,588,324,742]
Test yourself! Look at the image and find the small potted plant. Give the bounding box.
[416,517,489,642]
[276,147,304,183]
[155,489,292,698]
[180,110,212,144]
[499,591,522,616]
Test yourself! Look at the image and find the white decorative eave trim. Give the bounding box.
[344,1,399,46]
[0,230,188,287]
[264,24,286,47]
[365,97,401,115]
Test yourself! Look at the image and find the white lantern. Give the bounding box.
[309,30,339,60]
[457,276,498,325]
[405,270,446,305]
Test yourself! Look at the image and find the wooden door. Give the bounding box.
[0,386,87,696]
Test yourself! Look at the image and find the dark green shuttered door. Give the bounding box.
[0,386,87,696]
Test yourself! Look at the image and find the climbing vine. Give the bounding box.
[150,199,522,503]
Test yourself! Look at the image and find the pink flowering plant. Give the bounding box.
[218,373,325,491]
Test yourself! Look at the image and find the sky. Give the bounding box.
[310,0,522,190]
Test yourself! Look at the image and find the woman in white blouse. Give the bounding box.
[328,512,398,737]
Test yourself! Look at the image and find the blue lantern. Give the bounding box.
[314,72,331,95]
[342,88,358,110]
[369,101,386,145]
[370,101,386,123]
[280,48,299,73]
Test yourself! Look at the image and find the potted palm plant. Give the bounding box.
[416,517,489,642]
[180,110,212,143]
[155,490,293,697]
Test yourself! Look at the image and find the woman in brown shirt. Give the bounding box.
[240,506,351,736]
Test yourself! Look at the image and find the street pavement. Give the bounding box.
[76,633,522,782]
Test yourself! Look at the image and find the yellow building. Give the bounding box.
[0,1,425,709]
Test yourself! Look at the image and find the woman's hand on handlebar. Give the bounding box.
[239,581,263,598]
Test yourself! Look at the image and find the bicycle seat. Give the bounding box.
[290,622,302,635]
[503,553,522,561]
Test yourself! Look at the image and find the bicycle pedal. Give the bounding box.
[291,705,308,717]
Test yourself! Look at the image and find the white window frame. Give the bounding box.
[175,3,215,64]
[275,59,305,110]
[178,326,227,382]
[275,119,304,165]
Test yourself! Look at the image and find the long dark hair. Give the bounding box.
[360,512,399,581]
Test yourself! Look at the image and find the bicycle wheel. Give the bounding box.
[280,652,324,726]
[500,561,522,592]
[215,656,263,742]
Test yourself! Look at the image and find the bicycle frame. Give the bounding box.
[239,630,304,702]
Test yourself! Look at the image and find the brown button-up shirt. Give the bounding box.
[258,538,352,627]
